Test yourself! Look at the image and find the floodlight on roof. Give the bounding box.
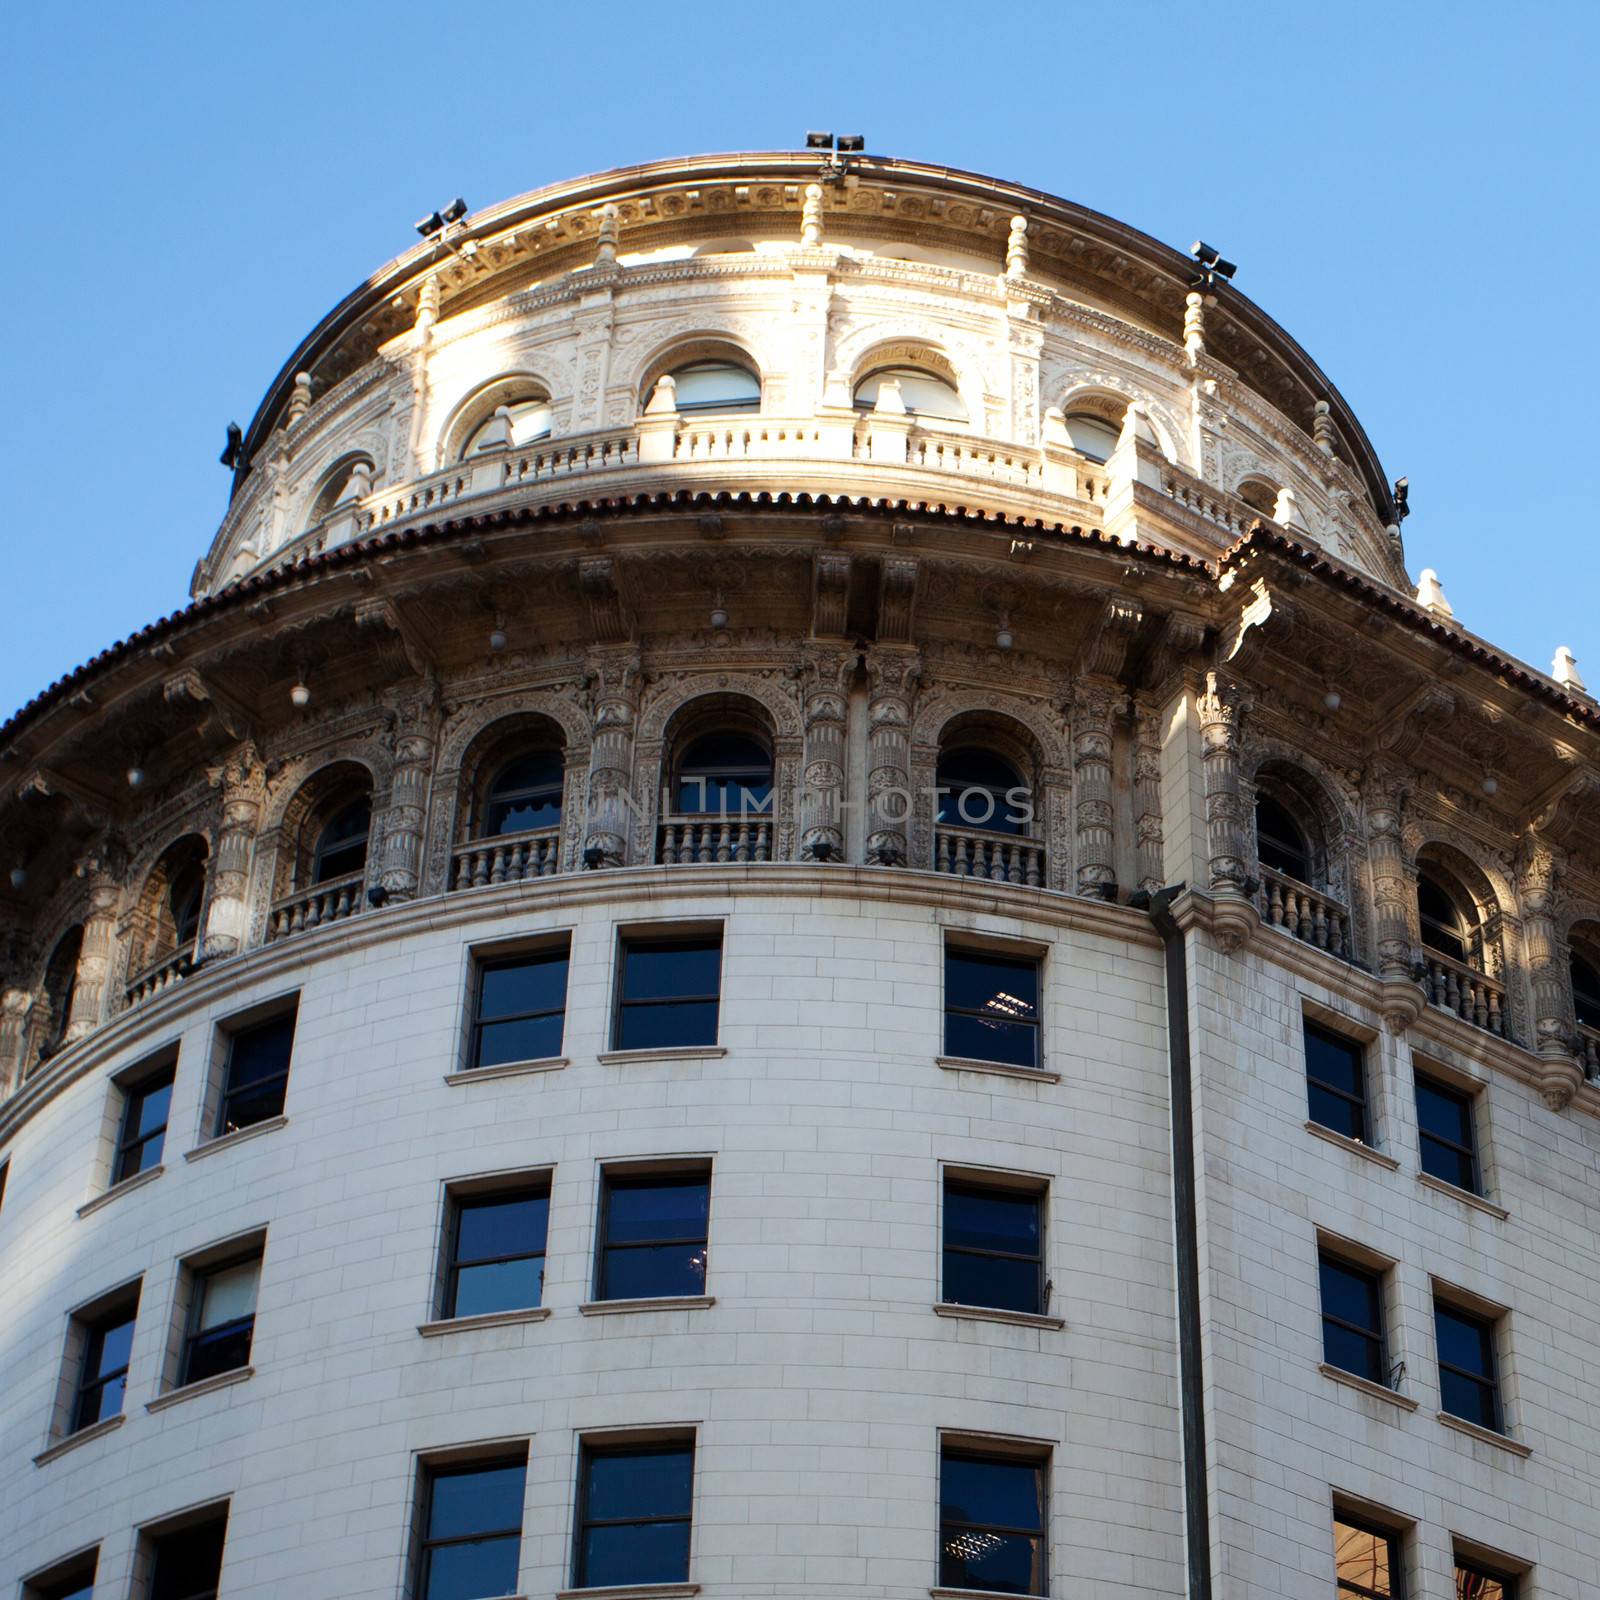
[836,134,865,152]
[805,130,834,150]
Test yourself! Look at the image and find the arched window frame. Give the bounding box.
[1060,411,1123,464]
[457,715,572,846]
[310,795,373,885]
[652,358,762,415]
[129,834,211,981]
[852,365,969,424]
[1568,926,1600,1035]
[273,765,376,903]
[935,745,1031,837]
[480,749,566,839]
[671,729,775,818]
[304,453,375,530]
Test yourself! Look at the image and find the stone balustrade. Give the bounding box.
[656,816,774,865]
[1422,949,1507,1037]
[933,826,1046,887]
[451,830,562,890]
[1578,1022,1600,1080]
[124,941,197,1009]
[267,872,366,941]
[1257,867,1354,961]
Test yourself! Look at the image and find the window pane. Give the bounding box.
[602,1243,707,1299]
[458,1195,548,1265]
[580,1521,691,1588]
[128,1076,174,1141]
[149,1518,227,1600]
[1440,1367,1497,1429]
[944,1250,1040,1316]
[945,1013,1038,1069]
[1063,413,1121,463]
[185,1319,254,1384]
[946,1187,1040,1257]
[94,1315,137,1378]
[622,940,721,1001]
[586,1446,694,1521]
[1435,1305,1494,1377]
[1320,1258,1381,1333]
[940,1528,1043,1594]
[946,952,1039,1017]
[479,955,569,1022]
[423,1536,521,1600]
[1307,1081,1365,1140]
[1416,1078,1473,1145]
[429,1463,527,1540]
[453,1258,544,1319]
[671,361,759,410]
[606,1178,709,1244]
[486,794,561,834]
[476,1013,565,1069]
[221,1076,286,1129]
[228,1016,295,1088]
[942,1455,1044,1533]
[1420,1135,1476,1192]
[77,1371,126,1428]
[616,1000,719,1051]
[1323,1322,1383,1384]
[1335,1519,1397,1599]
[1457,1562,1515,1600]
[199,1261,259,1330]
[1305,1025,1363,1099]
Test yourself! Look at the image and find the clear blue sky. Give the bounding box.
[4,2,1596,722]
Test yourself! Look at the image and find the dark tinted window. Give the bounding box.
[148,1512,227,1600]
[1436,1301,1501,1431]
[1418,873,1469,964]
[1569,949,1600,1031]
[183,1256,259,1387]
[217,1012,296,1134]
[944,1180,1044,1316]
[1319,1254,1386,1385]
[485,752,564,836]
[576,1442,694,1588]
[169,862,206,948]
[1416,1075,1478,1193]
[74,1298,138,1431]
[1255,795,1311,882]
[1305,1022,1368,1141]
[937,748,1027,836]
[615,936,721,1050]
[945,949,1040,1069]
[25,1558,97,1600]
[472,950,569,1069]
[1456,1556,1517,1599]
[674,732,772,816]
[939,1448,1047,1595]
[599,1171,710,1300]
[1334,1515,1401,1599]
[312,797,370,883]
[419,1460,526,1600]
[447,1188,550,1319]
[115,1065,174,1182]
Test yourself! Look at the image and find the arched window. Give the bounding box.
[32,926,82,1067]
[484,751,564,836]
[1062,412,1122,464]
[853,366,967,423]
[1417,871,1471,966]
[1238,479,1278,516]
[1572,944,1600,1032]
[462,396,552,456]
[1255,795,1312,883]
[675,732,772,815]
[169,858,207,946]
[311,797,371,884]
[937,748,1027,836]
[661,360,760,414]
[307,455,374,527]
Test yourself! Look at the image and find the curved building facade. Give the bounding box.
[1,150,1597,1600]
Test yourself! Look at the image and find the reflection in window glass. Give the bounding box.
[598,1171,710,1300]
[675,732,772,816]
[945,949,1041,1069]
[148,1512,228,1600]
[1255,795,1312,883]
[447,1189,549,1318]
[74,1300,138,1431]
[311,798,370,884]
[184,1256,259,1386]
[1062,412,1122,463]
[115,1066,174,1182]
[1334,1516,1401,1599]
[576,1442,694,1589]
[937,748,1027,836]
[484,751,564,836]
[420,1460,526,1600]
[939,1447,1047,1595]
[1456,1556,1517,1599]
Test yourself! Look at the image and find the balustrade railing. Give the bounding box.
[125,941,197,1008]
[1159,473,1259,539]
[507,431,639,483]
[1422,949,1506,1037]
[656,816,773,865]
[674,420,825,460]
[933,826,1046,887]
[268,871,367,940]
[1577,1022,1600,1080]
[1257,867,1354,960]
[362,471,472,530]
[451,829,563,889]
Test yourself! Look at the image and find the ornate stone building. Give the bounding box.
[1,150,1596,1600]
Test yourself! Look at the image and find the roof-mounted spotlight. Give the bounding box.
[416,197,469,239]
[805,130,834,150]
[219,422,246,471]
[1393,476,1410,522]
[415,210,445,238]
[836,134,865,153]
[440,197,468,225]
[1189,240,1238,289]
[809,130,866,184]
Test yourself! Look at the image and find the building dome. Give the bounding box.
[2,150,1597,1600]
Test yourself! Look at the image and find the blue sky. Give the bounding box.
[3,2,1595,721]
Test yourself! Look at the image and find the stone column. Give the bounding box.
[1518,843,1582,1108]
[799,667,848,862]
[66,865,121,1040]
[1,985,34,1095]
[865,653,918,867]
[1196,672,1249,894]
[1362,763,1425,1030]
[1134,702,1166,893]
[378,707,437,901]
[202,748,266,961]
[583,652,641,869]
[1072,684,1118,898]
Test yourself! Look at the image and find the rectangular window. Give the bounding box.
[1305,1020,1369,1141]
[943,1176,1045,1316]
[22,1553,97,1600]
[575,1438,694,1589]
[1318,1252,1387,1386]
[1415,1074,1479,1193]
[613,932,721,1051]
[114,1062,175,1183]
[417,1457,526,1600]
[470,946,569,1069]
[444,1182,551,1319]
[597,1168,710,1301]
[1435,1298,1502,1432]
[146,1511,228,1600]
[1455,1552,1518,1599]
[183,1252,260,1386]
[216,1009,296,1135]
[1334,1514,1403,1599]
[939,1442,1048,1595]
[944,947,1041,1069]
[72,1290,139,1432]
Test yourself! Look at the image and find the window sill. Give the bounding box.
[933,1302,1065,1331]
[34,1414,124,1467]
[1318,1363,1419,1412]
[1303,1120,1400,1170]
[1438,1411,1532,1457]
[596,1046,727,1065]
[1416,1171,1509,1220]
[78,1163,164,1217]
[936,1055,1061,1085]
[580,1295,716,1316]
[556,1585,699,1600]
[146,1365,255,1412]
[445,1057,568,1086]
[419,1307,552,1337]
[185,1116,288,1163]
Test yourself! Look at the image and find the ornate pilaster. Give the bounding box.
[865,652,919,867]
[1,985,34,1096]
[66,855,122,1040]
[1072,684,1118,898]
[1362,763,1426,1031]
[799,654,849,862]
[1195,671,1260,952]
[202,746,267,961]
[1134,702,1166,893]
[1518,842,1581,1108]
[378,699,439,901]
[584,650,642,868]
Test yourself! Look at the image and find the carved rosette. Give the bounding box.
[1072,684,1118,897]
[866,653,918,867]
[201,747,267,962]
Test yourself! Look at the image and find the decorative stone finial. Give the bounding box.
[595,204,619,266]
[1553,646,1587,693]
[801,184,824,248]
[1183,291,1206,363]
[1312,399,1338,456]
[644,374,678,416]
[288,372,313,428]
[1005,215,1028,279]
[1415,568,1453,618]
[1272,486,1309,531]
